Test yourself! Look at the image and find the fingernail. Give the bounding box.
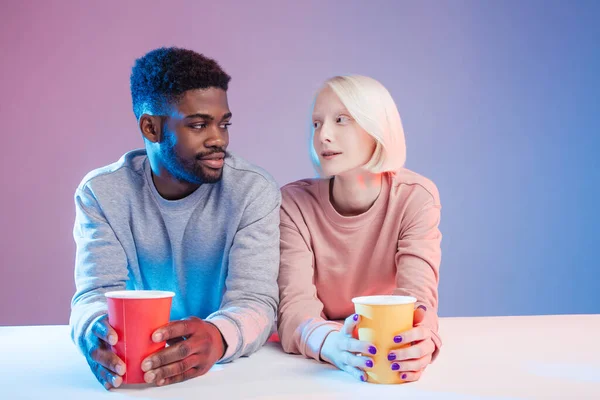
[402,373,407,379]
[142,360,152,372]
[360,375,366,382]
[112,375,122,387]
[158,379,165,386]
[388,353,396,361]
[353,314,359,321]
[368,346,377,355]
[145,371,156,383]
[153,332,163,342]
[108,335,117,345]
[116,363,126,376]
[394,335,403,343]
[365,360,373,368]
[391,363,400,371]
[418,305,427,311]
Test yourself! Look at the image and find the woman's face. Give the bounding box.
[312,86,376,177]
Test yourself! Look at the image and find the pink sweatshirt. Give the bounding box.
[277,169,442,362]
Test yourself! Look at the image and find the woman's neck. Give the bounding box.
[329,171,383,216]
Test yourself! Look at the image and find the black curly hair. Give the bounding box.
[130,47,231,119]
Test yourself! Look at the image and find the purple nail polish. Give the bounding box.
[387,353,396,361]
[360,375,365,382]
[394,335,403,343]
[365,360,373,368]
[417,305,427,311]
[402,373,407,379]
[368,346,377,355]
[391,363,400,371]
[353,314,359,321]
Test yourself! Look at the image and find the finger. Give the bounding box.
[341,363,367,382]
[337,335,377,356]
[399,369,423,382]
[98,364,123,388]
[90,361,122,390]
[167,337,186,346]
[91,316,118,346]
[152,318,198,342]
[413,306,427,326]
[391,326,430,346]
[144,354,204,384]
[341,314,360,337]
[90,345,126,376]
[390,353,432,372]
[389,338,435,362]
[340,351,375,370]
[142,338,202,372]
[158,366,205,386]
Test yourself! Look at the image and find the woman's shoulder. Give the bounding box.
[388,168,441,205]
[279,177,326,216]
[281,178,322,199]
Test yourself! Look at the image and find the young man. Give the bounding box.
[70,47,280,390]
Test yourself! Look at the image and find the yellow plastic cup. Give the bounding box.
[352,295,417,384]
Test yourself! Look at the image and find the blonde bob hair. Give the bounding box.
[310,75,407,175]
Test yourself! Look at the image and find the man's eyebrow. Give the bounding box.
[184,113,214,120]
[184,112,232,121]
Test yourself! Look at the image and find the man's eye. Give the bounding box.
[191,123,207,129]
[220,123,232,129]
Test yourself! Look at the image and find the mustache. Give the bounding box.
[196,148,227,159]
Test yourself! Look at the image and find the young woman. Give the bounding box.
[277,75,442,383]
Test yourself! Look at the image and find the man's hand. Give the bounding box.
[141,317,226,386]
[83,315,126,390]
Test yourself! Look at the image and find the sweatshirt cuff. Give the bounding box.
[206,315,240,363]
[303,322,342,361]
[71,305,109,354]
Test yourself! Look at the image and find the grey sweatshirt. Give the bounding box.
[69,149,281,363]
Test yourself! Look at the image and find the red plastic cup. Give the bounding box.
[105,290,175,384]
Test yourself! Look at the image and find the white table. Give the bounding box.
[1,315,599,399]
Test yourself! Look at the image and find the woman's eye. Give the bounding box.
[336,115,350,124]
[313,121,322,129]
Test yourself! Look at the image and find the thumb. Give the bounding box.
[413,306,427,326]
[341,313,360,336]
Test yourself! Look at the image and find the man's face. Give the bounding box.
[159,88,231,184]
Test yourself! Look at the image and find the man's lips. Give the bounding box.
[198,152,225,169]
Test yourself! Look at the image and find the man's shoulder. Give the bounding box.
[77,149,147,193]
[223,152,279,191]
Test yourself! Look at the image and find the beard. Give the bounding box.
[160,133,226,185]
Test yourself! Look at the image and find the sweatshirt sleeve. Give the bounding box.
[205,179,281,363]
[70,184,129,353]
[394,187,443,361]
[276,197,342,362]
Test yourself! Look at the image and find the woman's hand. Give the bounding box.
[320,314,377,382]
[386,307,436,382]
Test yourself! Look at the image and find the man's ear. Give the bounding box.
[139,114,164,143]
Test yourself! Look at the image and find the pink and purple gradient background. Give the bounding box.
[1,1,598,326]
